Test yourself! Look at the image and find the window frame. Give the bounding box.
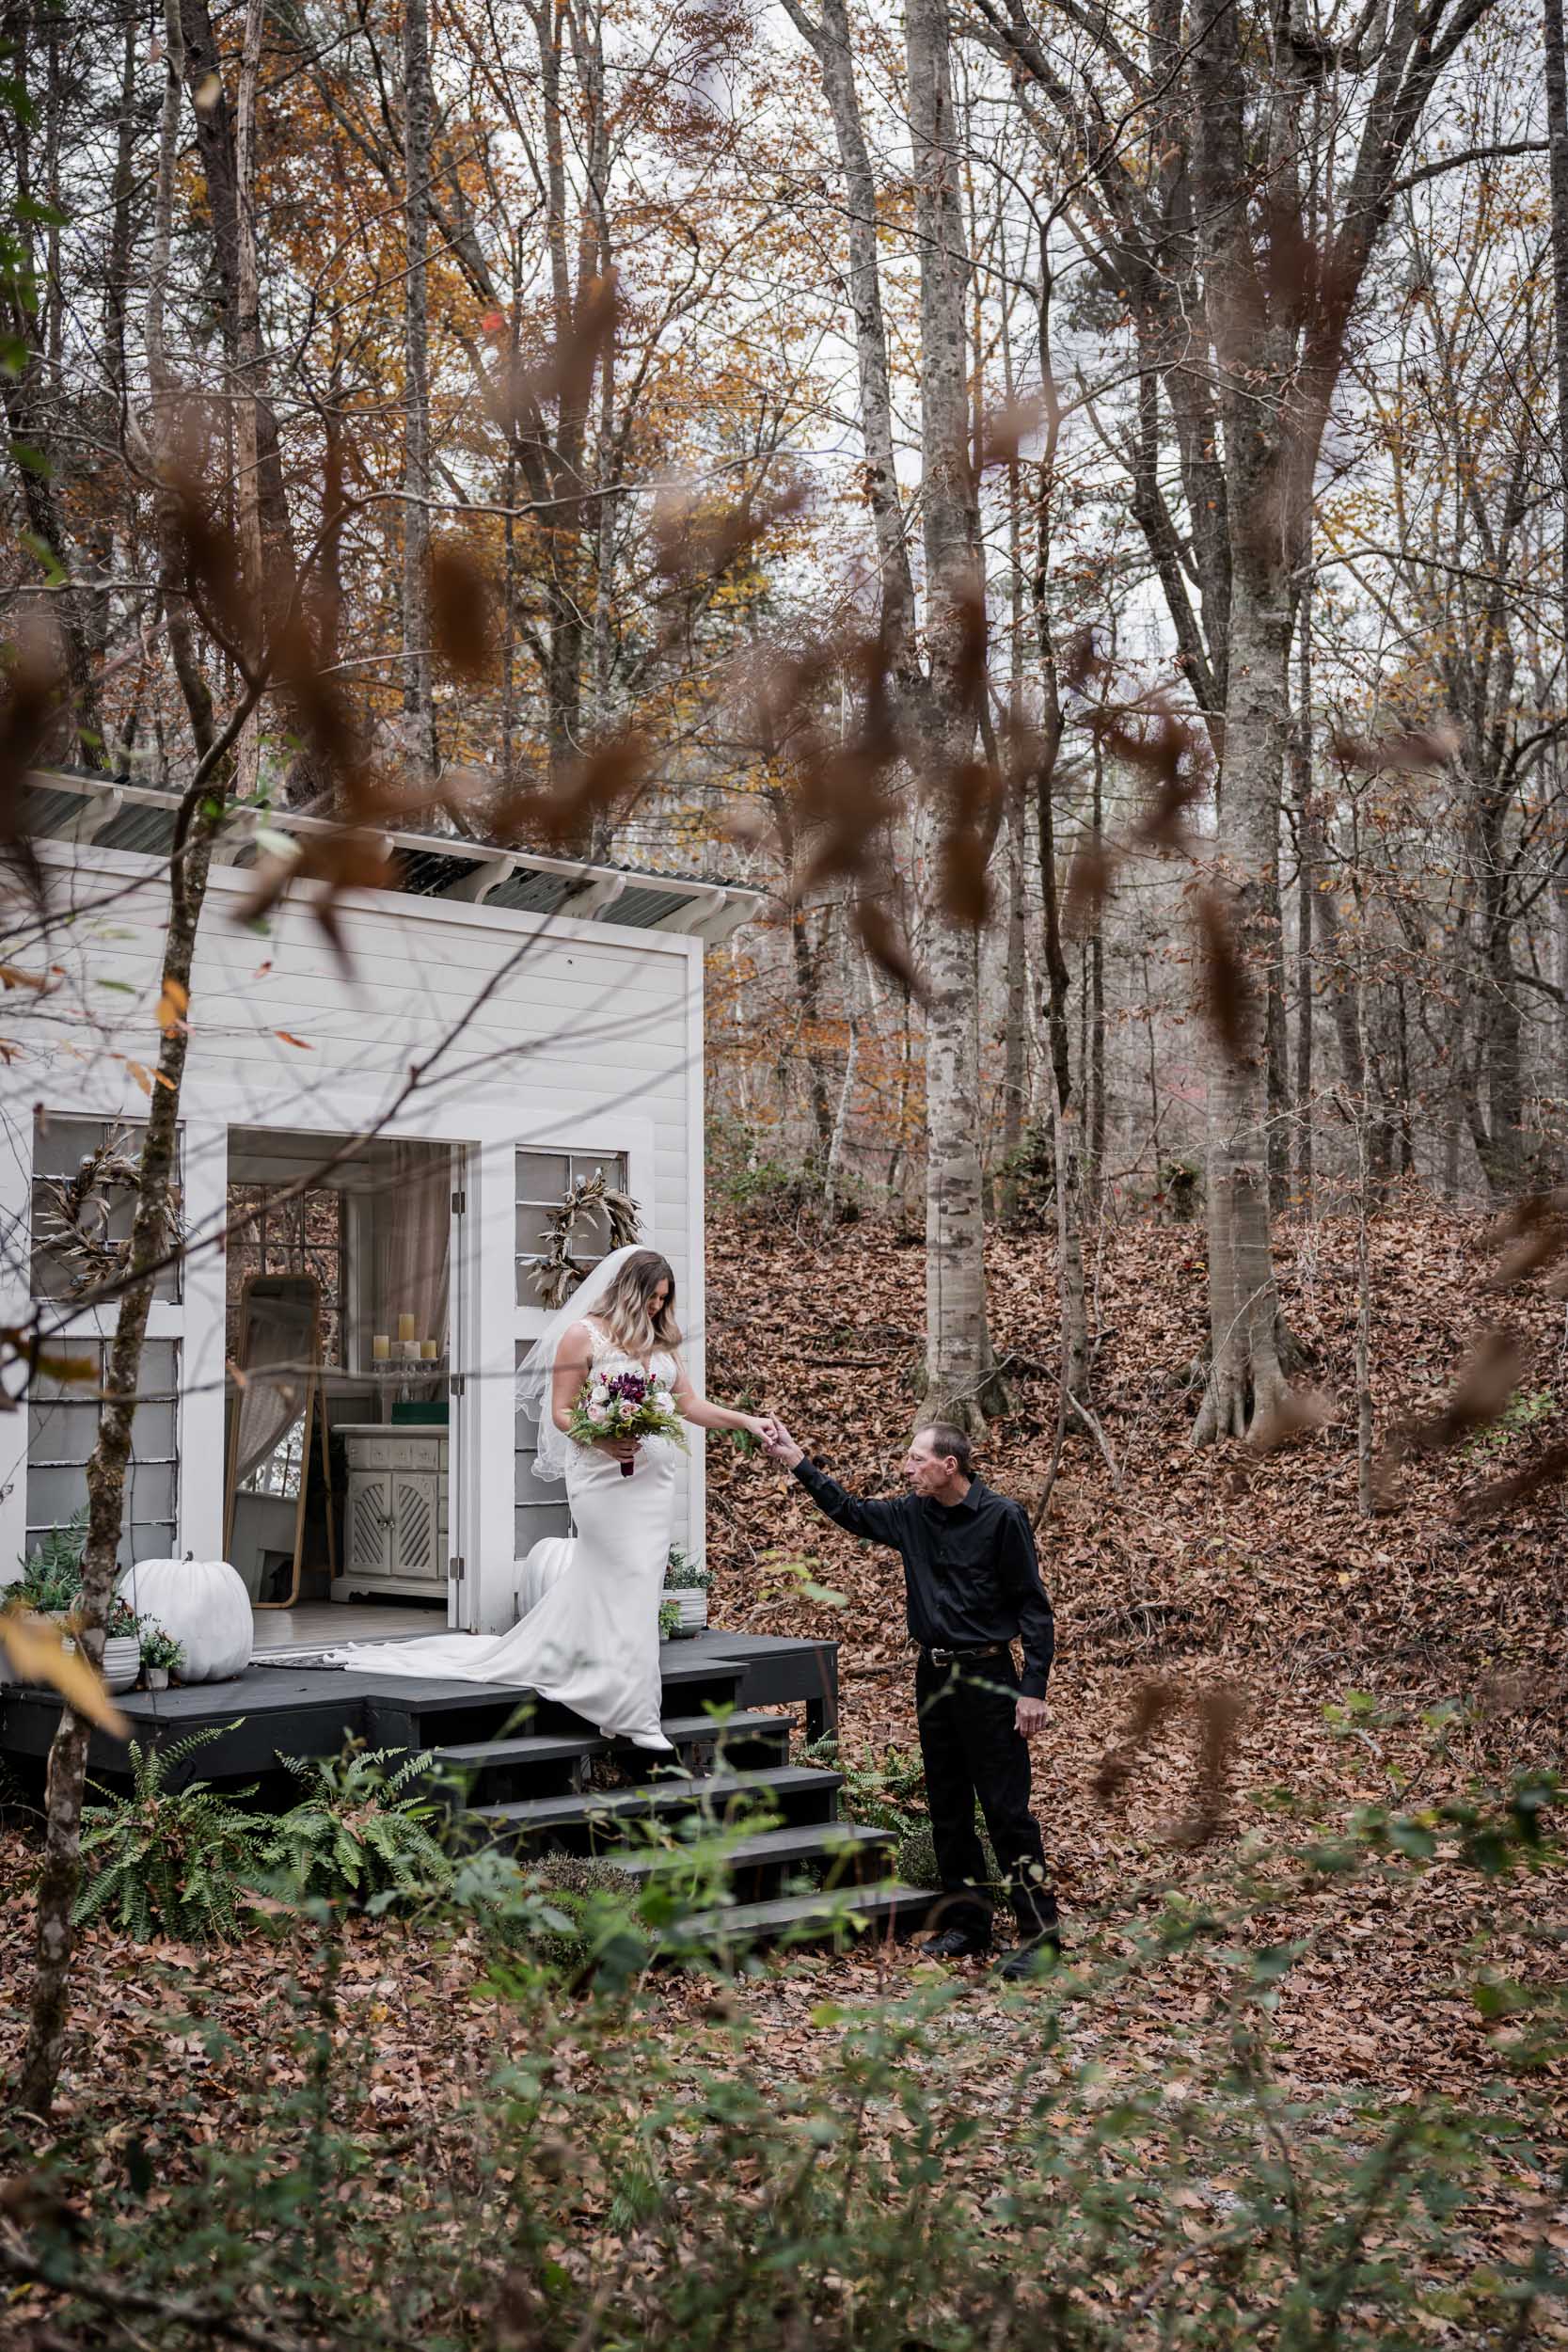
[514,1148,630,1307]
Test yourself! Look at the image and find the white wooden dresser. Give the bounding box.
[332,1423,449,1602]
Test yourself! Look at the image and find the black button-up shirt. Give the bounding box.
[791,1458,1055,1697]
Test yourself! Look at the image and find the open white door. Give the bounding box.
[447,1146,471,1629]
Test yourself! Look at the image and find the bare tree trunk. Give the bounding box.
[999,762,1029,1215]
[1193,577,1292,1445]
[402,0,438,783]
[232,0,266,801]
[784,0,995,1415]
[18,0,230,2111]
[1190,0,1291,1446]
[823,919,862,1222]
[1050,1061,1089,1393]
[1292,577,1314,1208]
[19,791,222,2117]
[1354,816,1375,1517]
[790,902,834,1167]
[907,0,995,1428]
[1087,737,1106,1204]
[1546,0,1568,622]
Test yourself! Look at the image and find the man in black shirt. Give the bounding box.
[761,1415,1059,1978]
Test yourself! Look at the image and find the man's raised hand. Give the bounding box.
[761,1418,805,1469]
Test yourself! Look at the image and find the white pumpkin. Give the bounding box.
[116,1555,253,1683]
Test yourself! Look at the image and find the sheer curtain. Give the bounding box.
[373,1143,451,1356]
[232,1281,320,1486]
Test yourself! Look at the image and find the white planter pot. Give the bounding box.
[659,1587,707,1635]
[145,1666,169,1692]
[101,1635,141,1693]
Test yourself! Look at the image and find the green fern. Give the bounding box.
[5,1507,88,1613]
[74,1728,272,1942]
[271,1744,452,1904]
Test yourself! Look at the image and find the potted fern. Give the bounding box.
[659,1544,710,1635]
[2,1512,138,1691]
[657,1598,681,1644]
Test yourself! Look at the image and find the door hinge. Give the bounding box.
[451,1188,467,1214]
[450,1554,465,1584]
[450,1374,466,1398]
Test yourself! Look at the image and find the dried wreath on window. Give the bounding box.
[34,1128,183,1301]
[525,1169,641,1309]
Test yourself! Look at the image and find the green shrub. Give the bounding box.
[74,1729,273,1941]
[271,1744,452,1905]
[15,1775,1566,2351]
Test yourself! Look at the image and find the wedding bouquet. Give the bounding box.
[568,1367,687,1477]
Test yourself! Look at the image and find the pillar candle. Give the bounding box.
[420,1339,438,1361]
[397,1312,416,1343]
[372,1333,390,1362]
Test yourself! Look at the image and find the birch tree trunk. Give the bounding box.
[402,0,438,783]
[907,0,994,1428]
[784,0,997,1423]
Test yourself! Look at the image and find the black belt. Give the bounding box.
[919,1642,1009,1666]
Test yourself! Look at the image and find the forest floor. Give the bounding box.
[701,1186,1566,2101]
[1,1188,1564,2339]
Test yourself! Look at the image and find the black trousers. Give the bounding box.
[914,1647,1057,1942]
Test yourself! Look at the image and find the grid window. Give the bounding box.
[514,1341,571,1555]
[515,1150,628,1304]
[227,1184,346,1367]
[31,1115,182,1306]
[24,1339,180,1569]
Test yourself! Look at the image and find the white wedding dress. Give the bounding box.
[328,1323,679,1751]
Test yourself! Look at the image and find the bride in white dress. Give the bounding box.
[329,1248,769,1752]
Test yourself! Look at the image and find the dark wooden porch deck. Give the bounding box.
[0,1629,839,1789]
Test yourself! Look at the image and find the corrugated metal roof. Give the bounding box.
[23,770,761,941]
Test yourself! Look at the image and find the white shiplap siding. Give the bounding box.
[1,841,705,1629]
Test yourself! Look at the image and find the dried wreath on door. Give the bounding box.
[34,1127,184,1301]
[524,1169,641,1309]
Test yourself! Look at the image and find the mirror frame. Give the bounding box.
[225,1270,336,1610]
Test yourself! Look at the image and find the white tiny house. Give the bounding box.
[2,771,759,1641]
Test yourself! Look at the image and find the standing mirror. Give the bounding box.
[225,1271,334,1607]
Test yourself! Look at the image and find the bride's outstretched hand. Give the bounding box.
[760,1418,804,1467]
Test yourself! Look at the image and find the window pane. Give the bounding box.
[571,1200,612,1259]
[31,1115,182,1304]
[569,1152,626,1190]
[515,1501,571,1553]
[515,1204,558,1260]
[27,1396,99,1466]
[24,1340,181,1571]
[515,1151,569,1203]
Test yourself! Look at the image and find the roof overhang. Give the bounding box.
[23,769,765,945]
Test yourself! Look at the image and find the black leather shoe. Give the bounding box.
[924,1927,992,1960]
[993,1931,1062,1982]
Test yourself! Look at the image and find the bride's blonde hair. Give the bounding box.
[593,1249,682,1356]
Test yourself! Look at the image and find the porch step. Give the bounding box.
[427,1711,792,1803]
[600,1819,896,1900]
[670,1882,937,1951]
[465,1764,842,1854]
